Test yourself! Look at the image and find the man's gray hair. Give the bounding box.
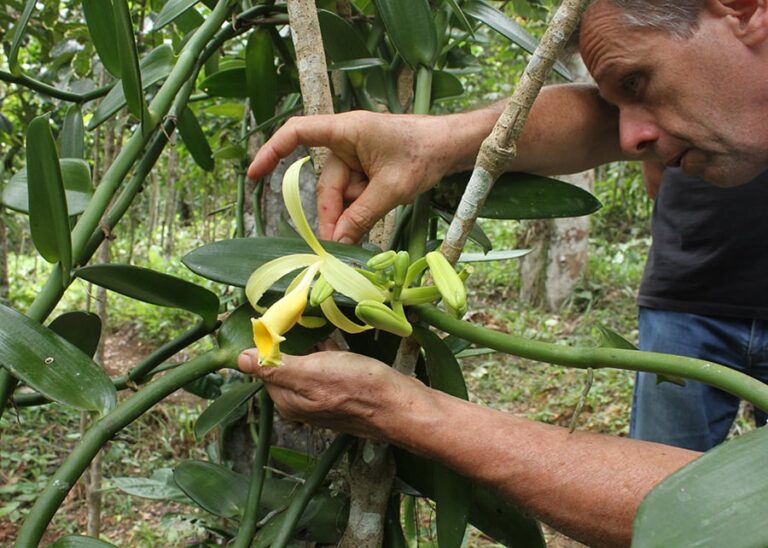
[605,0,705,38]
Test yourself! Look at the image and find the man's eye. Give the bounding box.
[622,75,642,94]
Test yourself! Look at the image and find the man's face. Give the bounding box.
[580,1,768,186]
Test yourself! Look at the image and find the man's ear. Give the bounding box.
[708,0,768,46]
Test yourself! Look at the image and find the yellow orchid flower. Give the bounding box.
[246,157,386,363]
[251,263,320,366]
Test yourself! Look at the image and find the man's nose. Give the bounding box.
[618,106,659,159]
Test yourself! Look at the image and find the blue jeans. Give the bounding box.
[630,308,768,451]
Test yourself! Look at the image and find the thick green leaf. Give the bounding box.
[8,0,36,75]
[394,448,545,547]
[59,106,85,159]
[431,70,464,101]
[410,326,470,548]
[113,468,190,502]
[49,311,101,359]
[175,461,347,543]
[0,303,116,416]
[82,0,121,77]
[634,426,768,547]
[182,371,224,399]
[205,102,246,119]
[114,0,146,121]
[317,9,370,64]
[195,382,261,440]
[270,447,317,472]
[153,0,199,31]
[245,28,278,125]
[89,44,175,129]
[51,537,116,548]
[217,303,334,364]
[374,0,438,69]
[212,144,246,160]
[434,171,601,220]
[327,58,386,71]
[177,106,214,171]
[183,237,373,288]
[26,115,72,275]
[174,461,249,518]
[458,249,530,263]
[462,0,571,80]
[199,67,247,98]
[76,264,219,329]
[4,158,93,216]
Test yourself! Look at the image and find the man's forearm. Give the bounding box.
[440,83,624,176]
[382,383,699,547]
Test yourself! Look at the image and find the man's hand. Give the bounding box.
[237,348,427,441]
[247,111,456,244]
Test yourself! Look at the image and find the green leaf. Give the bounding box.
[410,326,470,548]
[183,237,374,288]
[89,44,175,129]
[113,468,190,502]
[174,461,249,518]
[153,0,199,31]
[374,0,438,69]
[205,102,246,119]
[50,537,117,548]
[177,106,214,171]
[199,67,248,98]
[217,303,334,364]
[444,0,475,37]
[59,106,85,159]
[113,0,146,121]
[394,448,545,547]
[76,264,220,329]
[48,311,102,359]
[245,28,278,125]
[0,303,116,416]
[317,10,371,64]
[26,115,72,276]
[182,371,224,399]
[4,158,93,216]
[82,0,121,77]
[634,426,768,547]
[434,171,601,220]
[327,58,386,72]
[462,0,571,80]
[458,249,530,263]
[8,0,36,75]
[195,382,262,440]
[431,70,464,101]
[269,447,317,473]
[212,144,246,160]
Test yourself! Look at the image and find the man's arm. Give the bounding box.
[238,349,699,548]
[248,83,624,244]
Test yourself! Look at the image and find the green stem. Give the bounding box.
[232,391,274,547]
[0,70,113,103]
[128,319,218,383]
[270,434,351,548]
[415,305,768,413]
[14,350,228,547]
[412,65,432,116]
[406,66,434,259]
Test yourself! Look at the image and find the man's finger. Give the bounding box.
[316,155,350,240]
[332,182,394,244]
[246,115,347,180]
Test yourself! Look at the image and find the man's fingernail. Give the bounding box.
[338,236,354,245]
[238,352,256,372]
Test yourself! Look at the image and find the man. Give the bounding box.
[240,1,768,545]
[633,164,768,450]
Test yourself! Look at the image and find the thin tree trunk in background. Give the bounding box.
[147,171,158,248]
[519,58,593,311]
[0,206,8,305]
[163,147,178,257]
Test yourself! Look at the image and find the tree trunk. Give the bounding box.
[0,206,8,306]
[162,147,178,257]
[519,58,594,311]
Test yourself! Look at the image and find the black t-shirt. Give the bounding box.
[638,167,768,320]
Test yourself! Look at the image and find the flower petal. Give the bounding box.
[321,255,387,303]
[283,156,326,256]
[245,254,319,308]
[320,298,372,334]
